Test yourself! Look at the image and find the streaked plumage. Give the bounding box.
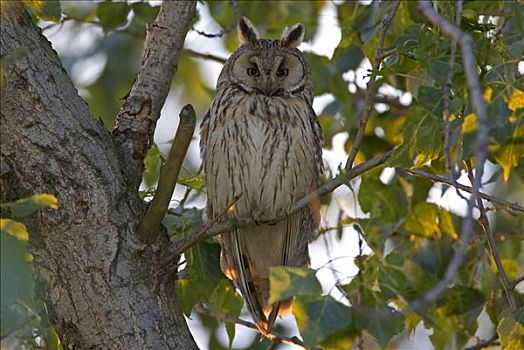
[200,17,322,333]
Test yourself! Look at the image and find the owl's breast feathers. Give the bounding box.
[201,87,322,332]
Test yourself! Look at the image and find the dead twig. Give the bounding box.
[184,49,227,64]
[442,1,462,179]
[345,0,400,172]
[402,168,524,212]
[193,0,241,38]
[136,104,196,243]
[195,303,309,349]
[466,160,517,309]
[463,334,499,350]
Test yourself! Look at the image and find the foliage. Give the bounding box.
[1,195,59,349]
[4,0,523,349]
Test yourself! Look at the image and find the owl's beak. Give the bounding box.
[263,80,276,97]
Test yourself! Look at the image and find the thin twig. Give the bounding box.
[466,161,517,309]
[402,168,524,212]
[510,275,524,290]
[344,0,400,172]
[184,49,227,64]
[136,104,196,243]
[193,0,241,38]
[442,1,462,179]
[167,194,242,258]
[409,0,490,313]
[463,334,499,350]
[195,303,309,349]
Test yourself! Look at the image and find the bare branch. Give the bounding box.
[112,1,197,189]
[166,194,241,260]
[464,334,499,350]
[466,161,517,309]
[402,169,524,212]
[442,1,462,179]
[192,0,241,38]
[184,49,228,64]
[345,0,400,172]
[195,303,309,349]
[409,0,490,312]
[510,275,524,290]
[137,104,196,243]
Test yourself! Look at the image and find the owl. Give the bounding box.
[200,17,323,333]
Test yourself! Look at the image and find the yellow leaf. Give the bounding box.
[483,87,493,102]
[508,89,524,111]
[461,113,478,133]
[0,219,29,241]
[490,125,524,181]
[438,208,458,240]
[27,193,59,209]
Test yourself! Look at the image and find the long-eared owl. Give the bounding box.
[200,17,323,333]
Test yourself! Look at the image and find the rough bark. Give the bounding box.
[0,3,197,349]
[113,1,197,190]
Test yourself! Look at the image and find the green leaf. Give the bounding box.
[1,234,34,336]
[497,313,524,350]
[96,1,130,33]
[2,194,59,218]
[206,279,243,348]
[23,0,61,22]
[418,86,444,118]
[488,94,513,143]
[378,253,413,300]
[437,286,485,316]
[131,2,159,24]
[354,306,404,348]
[175,241,224,315]
[268,267,322,304]
[294,295,352,347]
[163,207,203,237]
[0,219,29,241]
[177,173,205,191]
[404,202,440,238]
[387,112,442,167]
[358,174,396,222]
[143,143,163,188]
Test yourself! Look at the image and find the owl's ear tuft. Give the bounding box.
[238,17,259,45]
[280,23,304,48]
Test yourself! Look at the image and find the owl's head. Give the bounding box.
[218,17,311,98]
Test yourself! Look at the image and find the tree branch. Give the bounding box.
[137,104,196,243]
[112,1,197,189]
[184,49,228,64]
[510,275,524,290]
[463,334,499,350]
[442,0,462,179]
[195,303,309,350]
[465,161,517,309]
[401,169,524,212]
[344,0,400,171]
[167,150,393,258]
[409,0,490,313]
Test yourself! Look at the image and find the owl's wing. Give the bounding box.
[199,110,211,161]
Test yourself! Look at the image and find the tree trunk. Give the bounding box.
[0,3,198,349]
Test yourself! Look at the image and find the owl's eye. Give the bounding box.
[247,67,259,77]
[276,68,289,77]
